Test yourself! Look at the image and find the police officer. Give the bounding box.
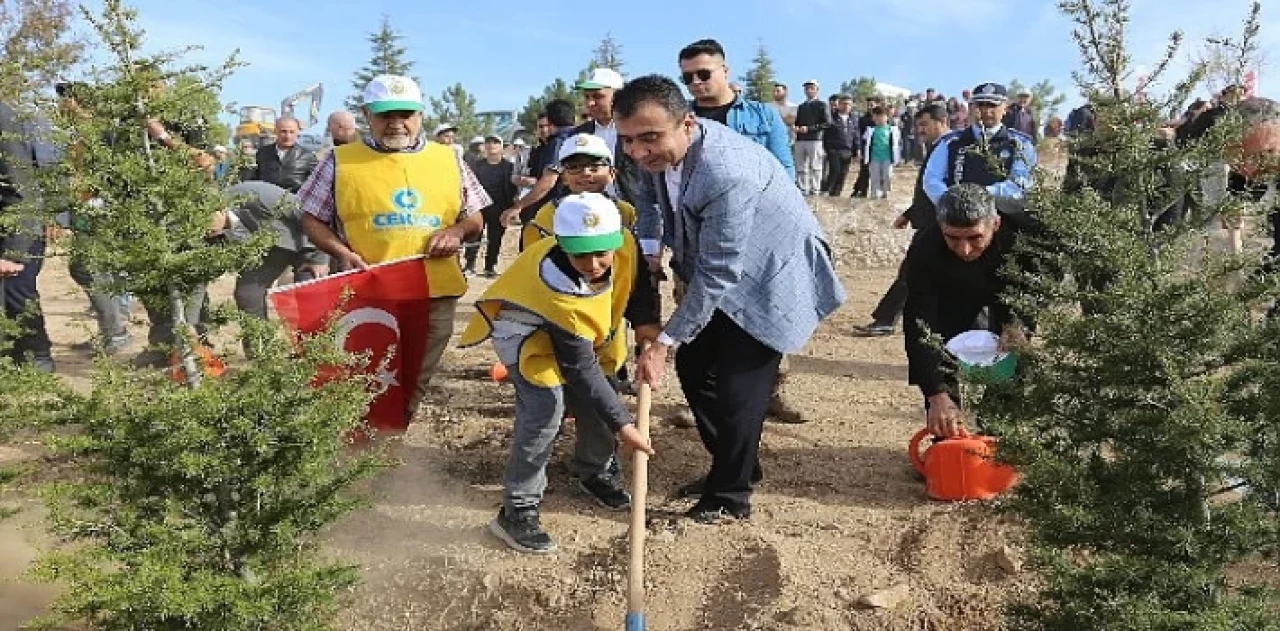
[923,82,1037,212]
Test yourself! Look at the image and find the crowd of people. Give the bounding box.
[1,37,1277,556]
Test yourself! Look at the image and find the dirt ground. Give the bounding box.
[1,165,1040,630]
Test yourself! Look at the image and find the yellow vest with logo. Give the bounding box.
[459,234,637,387]
[333,141,467,298]
[522,198,638,251]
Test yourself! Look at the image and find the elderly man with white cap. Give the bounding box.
[299,74,493,422]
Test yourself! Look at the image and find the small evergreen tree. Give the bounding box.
[839,76,879,106]
[1008,78,1069,120]
[518,77,581,134]
[425,82,491,144]
[347,15,417,122]
[591,32,625,76]
[739,42,778,103]
[20,2,383,627]
[973,0,1280,628]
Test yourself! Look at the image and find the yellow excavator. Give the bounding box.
[232,83,324,150]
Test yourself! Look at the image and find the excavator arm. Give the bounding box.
[279,83,324,129]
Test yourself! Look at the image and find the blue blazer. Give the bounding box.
[635,120,845,354]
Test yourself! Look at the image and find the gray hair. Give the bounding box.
[1238,97,1280,129]
[936,183,998,227]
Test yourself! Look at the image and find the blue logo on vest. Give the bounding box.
[391,188,421,212]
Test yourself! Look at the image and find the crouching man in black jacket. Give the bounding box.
[902,183,1042,438]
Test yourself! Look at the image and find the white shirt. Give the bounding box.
[655,164,684,348]
[592,119,620,197]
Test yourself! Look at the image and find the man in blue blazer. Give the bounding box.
[619,75,846,523]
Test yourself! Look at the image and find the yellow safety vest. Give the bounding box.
[521,198,638,252]
[333,141,467,298]
[459,234,637,387]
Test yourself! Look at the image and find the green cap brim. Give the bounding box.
[575,81,609,91]
[366,101,424,114]
[558,231,623,255]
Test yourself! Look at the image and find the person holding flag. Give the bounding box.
[299,74,492,422]
[459,192,658,554]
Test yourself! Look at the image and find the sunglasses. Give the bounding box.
[680,68,715,85]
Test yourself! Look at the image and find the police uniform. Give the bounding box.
[923,82,1038,212]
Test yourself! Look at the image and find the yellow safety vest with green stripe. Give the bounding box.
[521,198,638,251]
[459,234,637,387]
[333,141,467,298]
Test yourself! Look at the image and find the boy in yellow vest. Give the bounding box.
[520,133,637,250]
[460,192,658,554]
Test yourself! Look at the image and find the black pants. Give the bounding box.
[870,231,926,325]
[826,150,853,196]
[675,310,782,509]
[1,239,51,361]
[464,206,506,272]
[852,161,870,197]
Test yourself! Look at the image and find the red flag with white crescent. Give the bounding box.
[269,256,430,431]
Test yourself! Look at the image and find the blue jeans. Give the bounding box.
[501,361,618,514]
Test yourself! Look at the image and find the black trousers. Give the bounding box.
[852,160,870,197]
[464,206,506,272]
[675,310,782,509]
[1,239,51,360]
[871,272,908,325]
[826,150,853,196]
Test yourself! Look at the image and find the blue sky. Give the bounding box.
[92,0,1277,133]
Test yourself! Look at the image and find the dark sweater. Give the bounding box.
[471,157,518,212]
[794,99,832,141]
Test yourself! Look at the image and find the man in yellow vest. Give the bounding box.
[459,193,657,553]
[300,74,493,421]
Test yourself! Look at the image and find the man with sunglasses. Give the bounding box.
[923,82,1037,213]
[299,74,491,423]
[677,39,794,178]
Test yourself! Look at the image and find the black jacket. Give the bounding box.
[0,102,44,261]
[903,140,940,229]
[794,100,832,141]
[823,113,859,153]
[247,144,319,193]
[903,210,1043,398]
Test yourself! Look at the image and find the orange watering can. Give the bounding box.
[908,428,1018,501]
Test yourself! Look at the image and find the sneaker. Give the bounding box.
[488,508,556,554]
[578,472,631,511]
[685,500,751,524]
[483,269,498,278]
[852,322,896,337]
[462,267,476,278]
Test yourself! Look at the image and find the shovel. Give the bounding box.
[625,383,652,631]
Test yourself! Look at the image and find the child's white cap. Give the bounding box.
[553,192,623,254]
[557,133,614,165]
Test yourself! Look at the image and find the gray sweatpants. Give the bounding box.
[868,160,894,197]
[795,140,824,195]
[500,360,618,514]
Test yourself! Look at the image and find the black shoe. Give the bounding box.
[685,500,751,524]
[488,508,556,554]
[133,348,169,369]
[852,322,896,337]
[675,468,764,498]
[578,472,631,511]
[483,268,498,278]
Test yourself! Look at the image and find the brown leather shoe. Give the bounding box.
[767,380,807,424]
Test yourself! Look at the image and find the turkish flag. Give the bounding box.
[269,256,430,432]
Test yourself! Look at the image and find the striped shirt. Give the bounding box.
[297,135,492,224]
